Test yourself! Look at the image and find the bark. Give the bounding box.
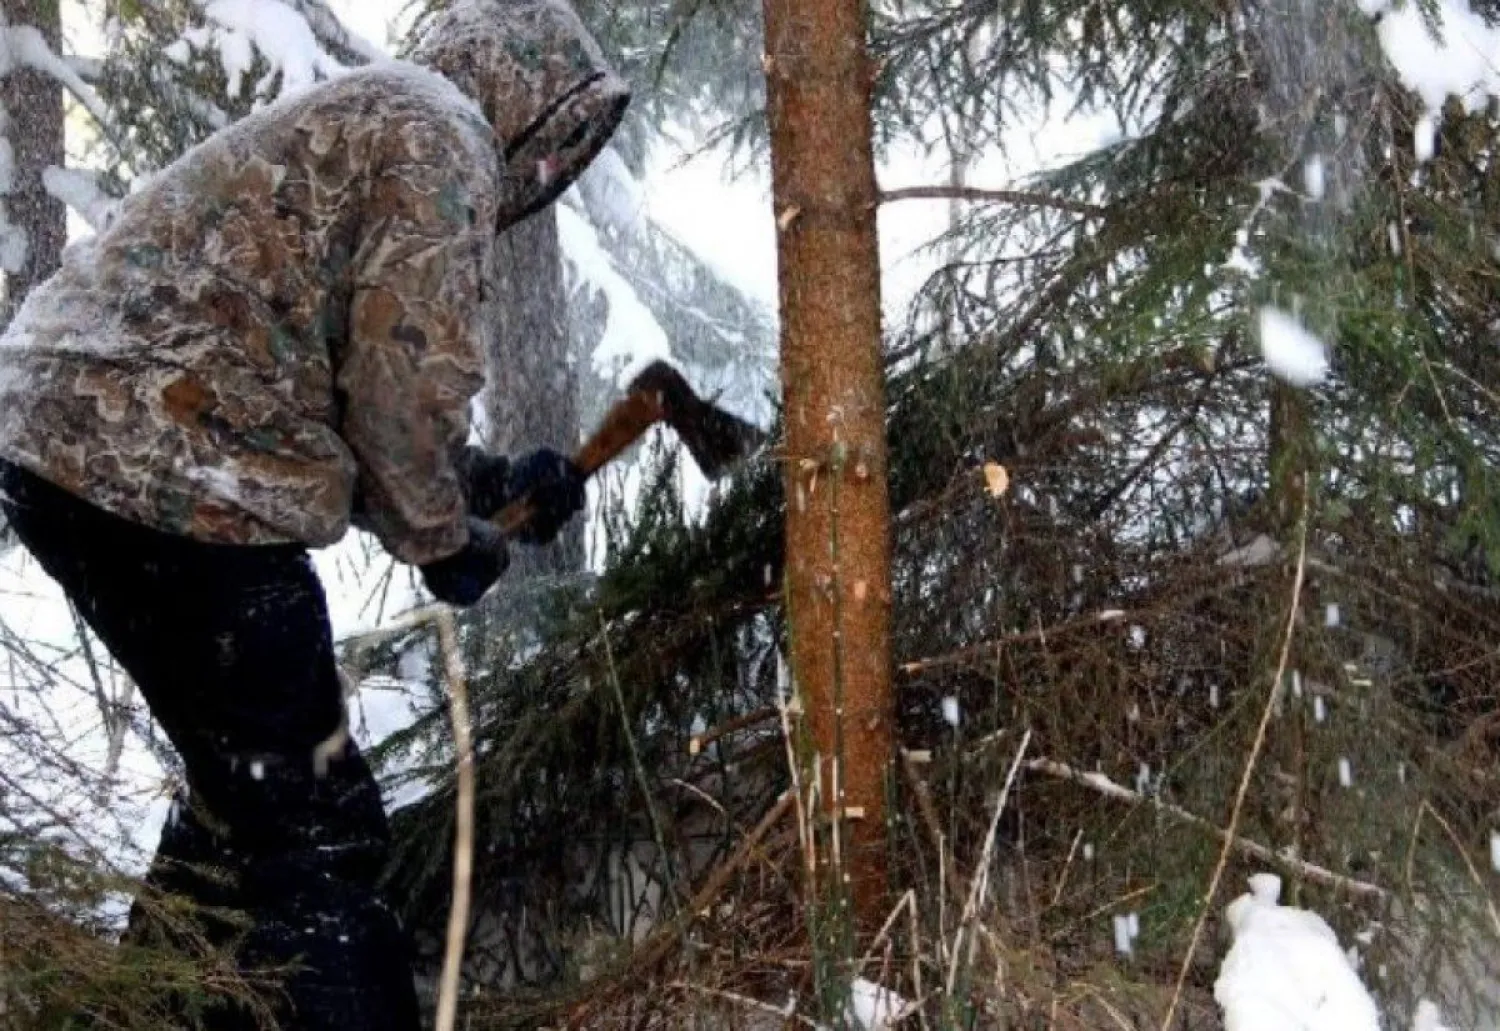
[483,206,584,575]
[1,0,67,322]
[761,0,895,932]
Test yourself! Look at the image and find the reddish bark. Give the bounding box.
[761,0,895,930]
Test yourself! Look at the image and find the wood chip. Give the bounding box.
[982,462,1009,497]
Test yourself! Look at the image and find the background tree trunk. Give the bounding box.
[1,0,67,323]
[482,207,584,576]
[761,0,895,935]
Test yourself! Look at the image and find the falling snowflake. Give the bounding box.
[1258,307,1330,387]
[940,696,960,728]
[1414,114,1437,162]
[1303,154,1326,199]
[1113,912,1141,956]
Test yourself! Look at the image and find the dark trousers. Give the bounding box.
[0,460,421,1030]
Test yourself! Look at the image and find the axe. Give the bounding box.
[492,360,766,537]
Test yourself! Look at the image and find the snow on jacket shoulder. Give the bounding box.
[0,0,628,567]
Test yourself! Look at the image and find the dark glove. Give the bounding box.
[455,445,585,547]
[505,448,586,546]
[419,518,510,607]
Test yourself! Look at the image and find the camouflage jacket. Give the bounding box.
[0,0,627,566]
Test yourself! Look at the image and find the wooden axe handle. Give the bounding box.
[492,389,666,537]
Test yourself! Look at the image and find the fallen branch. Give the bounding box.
[1022,757,1387,901]
[879,184,1104,217]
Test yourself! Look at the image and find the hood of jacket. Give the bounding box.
[409,0,630,226]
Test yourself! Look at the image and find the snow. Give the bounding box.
[1113,912,1137,955]
[1339,757,1353,788]
[0,221,28,273]
[0,25,112,128]
[0,137,13,196]
[556,202,674,386]
[940,695,960,727]
[1371,0,1500,116]
[0,545,172,924]
[1303,155,1326,200]
[1414,1000,1454,1031]
[1258,307,1330,387]
[1326,603,1341,628]
[193,0,345,102]
[42,166,116,232]
[1490,829,1499,874]
[1415,114,1438,163]
[1314,696,1327,723]
[844,978,916,1030]
[1214,873,1382,1031]
[574,146,647,235]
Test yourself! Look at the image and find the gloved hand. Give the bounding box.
[455,445,585,547]
[419,518,509,607]
[505,448,586,546]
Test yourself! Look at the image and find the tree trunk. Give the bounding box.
[483,206,584,576]
[1,0,67,323]
[761,0,895,935]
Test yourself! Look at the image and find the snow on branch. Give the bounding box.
[42,167,116,232]
[557,202,675,387]
[0,25,112,129]
[180,0,346,103]
[280,0,384,64]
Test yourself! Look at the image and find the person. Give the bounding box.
[0,0,629,1026]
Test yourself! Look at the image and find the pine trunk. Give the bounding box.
[483,207,584,576]
[1,0,67,322]
[761,0,895,933]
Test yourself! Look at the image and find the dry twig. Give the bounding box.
[434,607,474,1031]
[1161,495,1310,1031]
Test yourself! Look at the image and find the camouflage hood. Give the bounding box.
[410,0,630,225]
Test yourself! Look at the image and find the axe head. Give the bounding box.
[628,361,766,480]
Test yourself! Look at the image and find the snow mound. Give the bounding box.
[1258,307,1330,387]
[1215,873,1381,1031]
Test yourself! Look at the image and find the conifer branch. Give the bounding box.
[879,184,1104,216]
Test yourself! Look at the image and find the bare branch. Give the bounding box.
[1023,757,1387,900]
[879,184,1104,216]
